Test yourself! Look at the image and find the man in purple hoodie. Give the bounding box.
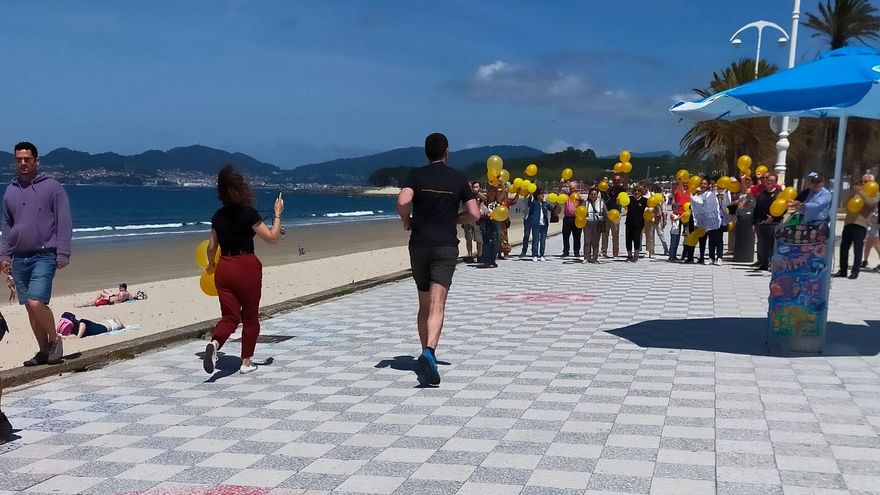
[0,142,72,368]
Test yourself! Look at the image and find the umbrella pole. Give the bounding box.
[821,111,848,352]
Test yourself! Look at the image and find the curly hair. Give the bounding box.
[217,164,254,206]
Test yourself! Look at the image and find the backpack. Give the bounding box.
[56,312,78,336]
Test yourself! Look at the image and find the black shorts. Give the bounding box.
[409,245,459,292]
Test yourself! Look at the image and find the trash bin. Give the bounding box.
[734,205,755,263]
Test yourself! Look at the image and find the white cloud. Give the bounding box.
[448,59,662,120]
[670,92,700,103]
[461,142,482,149]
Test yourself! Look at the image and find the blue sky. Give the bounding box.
[0,1,837,168]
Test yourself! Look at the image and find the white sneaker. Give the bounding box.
[240,363,258,374]
[540,256,547,262]
[715,259,722,266]
[532,257,538,262]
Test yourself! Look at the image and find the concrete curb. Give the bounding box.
[0,231,558,389]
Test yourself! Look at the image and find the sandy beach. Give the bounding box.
[0,215,561,371]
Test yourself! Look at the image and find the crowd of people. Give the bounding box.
[460,170,880,277]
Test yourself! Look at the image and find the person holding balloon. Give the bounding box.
[202,165,284,375]
[561,181,583,258]
[524,188,555,261]
[601,175,625,258]
[624,186,648,262]
[835,174,880,280]
[752,174,784,271]
[788,172,831,223]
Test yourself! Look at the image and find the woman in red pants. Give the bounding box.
[203,165,284,374]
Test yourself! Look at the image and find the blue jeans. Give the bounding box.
[669,233,681,259]
[479,219,500,265]
[530,224,548,257]
[11,251,57,304]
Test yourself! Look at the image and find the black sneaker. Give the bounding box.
[832,272,847,278]
[418,350,441,385]
[23,351,48,367]
[861,260,868,268]
[0,412,11,444]
[46,339,63,365]
[849,272,859,280]
[203,342,218,374]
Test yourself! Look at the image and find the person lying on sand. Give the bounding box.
[76,283,132,307]
[56,312,125,339]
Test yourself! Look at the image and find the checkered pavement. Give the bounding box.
[1,233,879,494]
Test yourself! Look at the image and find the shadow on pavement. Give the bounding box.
[375,355,450,388]
[607,318,880,357]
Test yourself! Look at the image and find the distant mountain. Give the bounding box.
[289,145,544,184]
[36,145,278,177]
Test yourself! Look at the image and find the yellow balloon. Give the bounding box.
[847,195,865,213]
[728,181,741,193]
[622,162,633,174]
[737,155,752,170]
[487,155,503,173]
[618,194,630,207]
[684,202,691,211]
[647,196,660,208]
[574,217,587,229]
[570,192,581,203]
[500,169,510,184]
[619,150,631,163]
[508,184,518,193]
[643,210,654,221]
[717,176,731,189]
[598,181,609,192]
[863,181,879,197]
[684,233,698,246]
[607,209,621,222]
[613,162,624,173]
[525,164,538,177]
[547,193,558,203]
[518,188,529,197]
[575,205,587,217]
[557,193,568,205]
[680,211,691,223]
[196,240,210,269]
[199,270,218,297]
[561,168,573,181]
[688,175,701,190]
[755,165,769,176]
[513,177,523,188]
[779,186,797,201]
[527,183,537,193]
[769,198,788,217]
[694,227,707,237]
[676,169,689,181]
[728,222,736,233]
[491,204,510,222]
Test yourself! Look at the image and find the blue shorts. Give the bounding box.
[11,251,57,305]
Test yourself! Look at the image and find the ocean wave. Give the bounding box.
[74,229,211,241]
[73,226,113,232]
[115,223,185,230]
[324,210,375,218]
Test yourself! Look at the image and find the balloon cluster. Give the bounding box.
[195,239,219,297]
[769,187,797,217]
[680,202,692,223]
[847,181,878,213]
[486,155,508,186]
[613,150,633,174]
[684,227,707,246]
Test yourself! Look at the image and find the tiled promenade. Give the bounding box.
[1,235,879,495]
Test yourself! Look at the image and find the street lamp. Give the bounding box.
[729,1,801,184]
[730,20,790,80]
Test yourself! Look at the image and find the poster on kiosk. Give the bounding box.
[767,213,831,353]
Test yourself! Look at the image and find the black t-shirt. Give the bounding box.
[402,162,476,247]
[753,189,783,225]
[211,204,262,254]
[626,195,648,225]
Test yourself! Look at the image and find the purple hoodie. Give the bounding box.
[0,173,72,263]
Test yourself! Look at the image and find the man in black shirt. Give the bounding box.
[397,133,479,385]
[752,174,783,270]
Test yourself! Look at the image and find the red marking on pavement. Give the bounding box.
[495,294,597,303]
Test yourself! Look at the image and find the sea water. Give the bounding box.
[64,185,395,245]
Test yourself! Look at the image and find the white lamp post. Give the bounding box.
[730,2,802,184]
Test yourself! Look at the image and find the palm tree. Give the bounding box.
[802,0,880,181]
[803,0,880,49]
[680,59,779,176]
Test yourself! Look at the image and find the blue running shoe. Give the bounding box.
[418,349,441,385]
